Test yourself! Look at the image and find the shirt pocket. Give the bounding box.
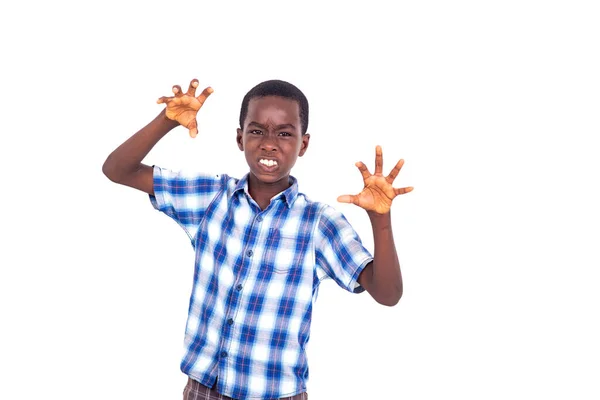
[262,228,302,273]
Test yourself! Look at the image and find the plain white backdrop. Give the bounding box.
[1,1,599,399]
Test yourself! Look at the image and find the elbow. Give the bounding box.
[378,290,402,307]
[361,263,404,307]
[102,156,122,183]
[372,284,403,307]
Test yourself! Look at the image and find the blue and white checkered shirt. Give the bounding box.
[150,167,373,399]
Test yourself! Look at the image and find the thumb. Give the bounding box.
[337,194,358,205]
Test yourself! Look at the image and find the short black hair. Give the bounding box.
[239,80,309,134]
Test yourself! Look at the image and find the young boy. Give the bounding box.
[103,78,412,400]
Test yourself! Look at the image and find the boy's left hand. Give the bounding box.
[337,146,413,214]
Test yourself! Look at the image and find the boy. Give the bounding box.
[102,78,412,399]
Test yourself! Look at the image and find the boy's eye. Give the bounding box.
[278,132,291,137]
[250,130,263,135]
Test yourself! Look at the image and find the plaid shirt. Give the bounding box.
[150,167,373,399]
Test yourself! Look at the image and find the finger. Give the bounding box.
[196,87,214,106]
[186,79,199,96]
[355,161,371,180]
[393,186,414,196]
[168,96,183,106]
[385,159,405,183]
[188,119,198,138]
[172,85,184,97]
[157,96,174,104]
[337,194,359,205]
[374,145,383,175]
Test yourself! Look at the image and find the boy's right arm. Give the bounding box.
[102,79,213,195]
[102,109,178,195]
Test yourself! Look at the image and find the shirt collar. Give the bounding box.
[233,173,299,208]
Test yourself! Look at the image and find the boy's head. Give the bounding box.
[237,80,311,187]
[239,80,309,135]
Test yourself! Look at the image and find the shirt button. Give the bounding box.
[246,249,253,257]
[256,215,263,222]
[236,284,243,291]
[227,318,234,325]
[221,351,228,358]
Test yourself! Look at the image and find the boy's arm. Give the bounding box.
[102,79,213,195]
[359,212,401,306]
[102,110,178,194]
[337,146,413,306]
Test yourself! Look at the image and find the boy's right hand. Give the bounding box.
[157,79,213,138]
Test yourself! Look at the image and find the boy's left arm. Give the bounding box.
[338,146,413,306]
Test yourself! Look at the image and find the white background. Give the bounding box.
[1,1,599,399]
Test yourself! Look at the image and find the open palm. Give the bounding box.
[338,146,413,214]
[157,79,213,138]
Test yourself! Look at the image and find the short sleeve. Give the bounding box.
[314,205,373,293]
[149,166,225,241]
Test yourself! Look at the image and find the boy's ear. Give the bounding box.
[298,133,310,157]
[236,128,244,151]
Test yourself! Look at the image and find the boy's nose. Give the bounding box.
[260,136,278,151]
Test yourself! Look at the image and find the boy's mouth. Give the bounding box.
[258,158,279,170]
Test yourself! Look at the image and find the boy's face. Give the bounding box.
[237,96,310,186]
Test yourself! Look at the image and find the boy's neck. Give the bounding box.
[247,173,292,210]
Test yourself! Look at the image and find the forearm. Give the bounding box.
[365,211,403,306]
[102,109,179,182]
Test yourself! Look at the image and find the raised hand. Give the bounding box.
[157,79,213,138]
[337,145,413,214]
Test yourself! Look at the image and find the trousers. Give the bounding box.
[183,377,308,400]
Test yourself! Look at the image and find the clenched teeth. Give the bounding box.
[260,159,278,167]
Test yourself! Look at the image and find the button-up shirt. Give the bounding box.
[150,167,373,399]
